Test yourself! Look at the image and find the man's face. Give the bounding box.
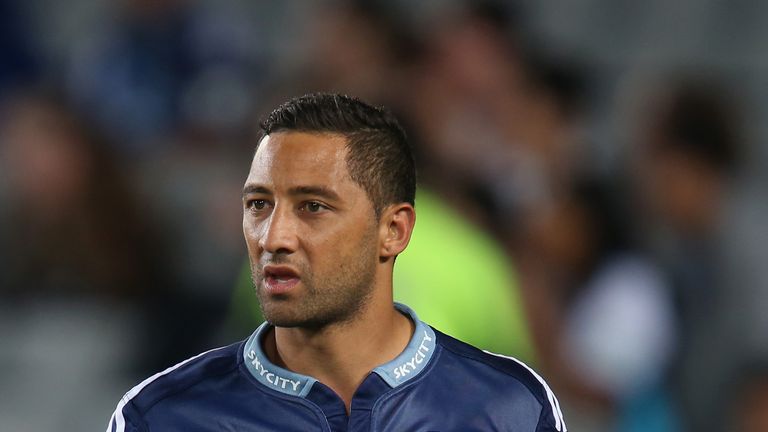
[242,132,379,328]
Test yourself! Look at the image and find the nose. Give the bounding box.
[257,205,299,255]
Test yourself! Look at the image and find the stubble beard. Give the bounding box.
[250,234,378,330]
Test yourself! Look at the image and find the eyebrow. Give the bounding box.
[242,184,341,202]
[288,185,341,201]
[242,185,271,196]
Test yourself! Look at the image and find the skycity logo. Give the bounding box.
[247,350,302,392]
[392,330,433,380]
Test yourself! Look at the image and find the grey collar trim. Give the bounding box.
[242,303,436,397]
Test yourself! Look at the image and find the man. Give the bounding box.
[106,93,566,431]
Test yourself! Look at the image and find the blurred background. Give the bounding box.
[1,0,768,430]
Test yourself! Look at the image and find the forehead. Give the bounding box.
[245,132,353,191]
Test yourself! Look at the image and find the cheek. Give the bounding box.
[242,217,263,251]
[303,229,339,263]
[305,220,376,262]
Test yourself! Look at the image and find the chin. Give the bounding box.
[261,303,346,330]
[256,299,304,327]
[261,308,299,327]
[258,299,291,323]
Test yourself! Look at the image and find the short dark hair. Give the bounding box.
[259,93,416,218]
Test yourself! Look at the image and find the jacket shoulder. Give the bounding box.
[106,342,242,431]
[434,328,567,431]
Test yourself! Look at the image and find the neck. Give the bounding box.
[263,291,414,414]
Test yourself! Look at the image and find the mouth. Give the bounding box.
[262,265,301,294]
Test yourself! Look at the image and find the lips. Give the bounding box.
[262,265,301,294]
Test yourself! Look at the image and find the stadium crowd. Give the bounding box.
[1,1,767,431]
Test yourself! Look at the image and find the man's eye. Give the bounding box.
[302,201,326,213]
[248,199,268,210]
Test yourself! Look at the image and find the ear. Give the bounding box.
[378,203,416,261]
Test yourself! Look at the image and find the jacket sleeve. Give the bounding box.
[106,399,147,432]
[534,396,567,432]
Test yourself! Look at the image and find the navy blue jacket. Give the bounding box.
[107,304,566,431]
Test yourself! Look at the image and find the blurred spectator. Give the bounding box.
[518,178,677,431]
[479,36,679,430]
[134,130,248,352]
[393,189,534,361]
[633,77,768,432]
[405,1,530,227]
[492,54,590,238]
[0,91,169,430]
[67,0,260,152]
[297,0,414,104]
[0,91,164,298]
